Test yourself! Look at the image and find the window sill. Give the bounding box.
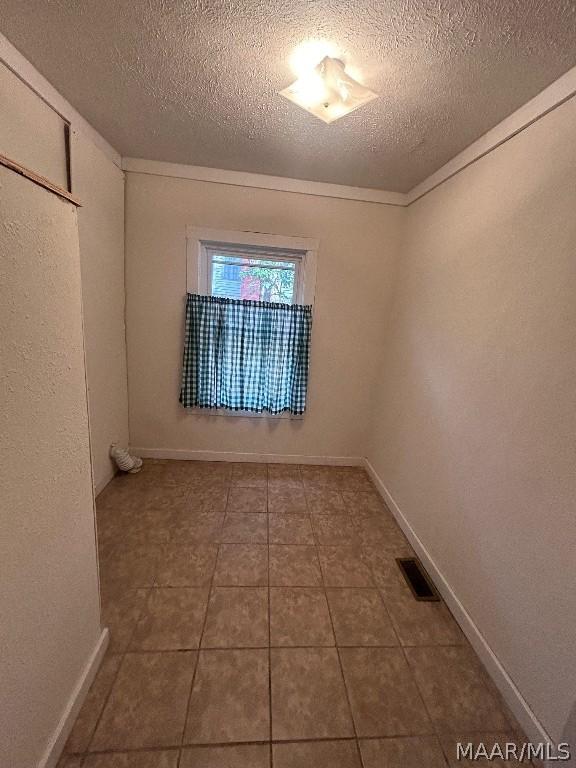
[186,407,303,420]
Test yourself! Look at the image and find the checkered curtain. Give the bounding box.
[180,294,312,415]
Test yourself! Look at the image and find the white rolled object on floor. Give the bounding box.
[110,443,143,473]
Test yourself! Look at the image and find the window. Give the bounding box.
[208,247,299,304]
[184,228,319,418]
[187,228,318,306]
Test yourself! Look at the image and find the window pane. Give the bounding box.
[210,253,296,303]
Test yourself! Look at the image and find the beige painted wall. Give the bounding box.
[0,61,68,189]
[0,167,101,768]
[367,97,576,743]
[125,173,403,459]
[0,57,129,495]
[74,131,129,492]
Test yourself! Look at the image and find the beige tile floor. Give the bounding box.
[59,461,531,767]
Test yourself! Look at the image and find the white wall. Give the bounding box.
[367,97,576,745]
[74,131,129,493]
[0,166,102,768]
[124,172,403,460]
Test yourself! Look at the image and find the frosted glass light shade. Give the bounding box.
[280,56,378,124]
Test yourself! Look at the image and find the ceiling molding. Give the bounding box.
[0,32,121,168]
[121,157,407,206]
[406,63,576,205]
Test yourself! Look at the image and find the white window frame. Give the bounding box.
[185,227,319,419]
[186,227,318,305]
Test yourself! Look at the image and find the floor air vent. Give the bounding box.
[396,558,440,601]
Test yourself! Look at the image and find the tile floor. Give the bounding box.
[59,461,531,767]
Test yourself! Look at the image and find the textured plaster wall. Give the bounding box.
[367,96,576,743]
[74,131,129,492]
[0,167,101,768]
[124,172,403,458]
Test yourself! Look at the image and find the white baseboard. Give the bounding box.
[39,628,109,768]
[131,447,364,466]
[363,457,552,750]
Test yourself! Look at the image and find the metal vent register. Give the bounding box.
[396,558,440,601]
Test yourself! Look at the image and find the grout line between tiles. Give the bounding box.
[267,464,273,767]
[318,520,365,768]
[73,729,525,757]
[90,642,469,654]
[82,744,184,755]
[81,584,152,757]
[177,482,228,760]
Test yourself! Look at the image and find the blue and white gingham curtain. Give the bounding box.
[180,294,312,415]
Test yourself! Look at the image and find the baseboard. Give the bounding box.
[131,447,364,466]
[363,457,552,751]
[39,628,109,768]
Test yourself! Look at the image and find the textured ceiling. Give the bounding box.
[2,0,576,192]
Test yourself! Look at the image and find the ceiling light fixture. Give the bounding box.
[280,56,378,124]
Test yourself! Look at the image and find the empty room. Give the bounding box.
[1,2,575,767]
